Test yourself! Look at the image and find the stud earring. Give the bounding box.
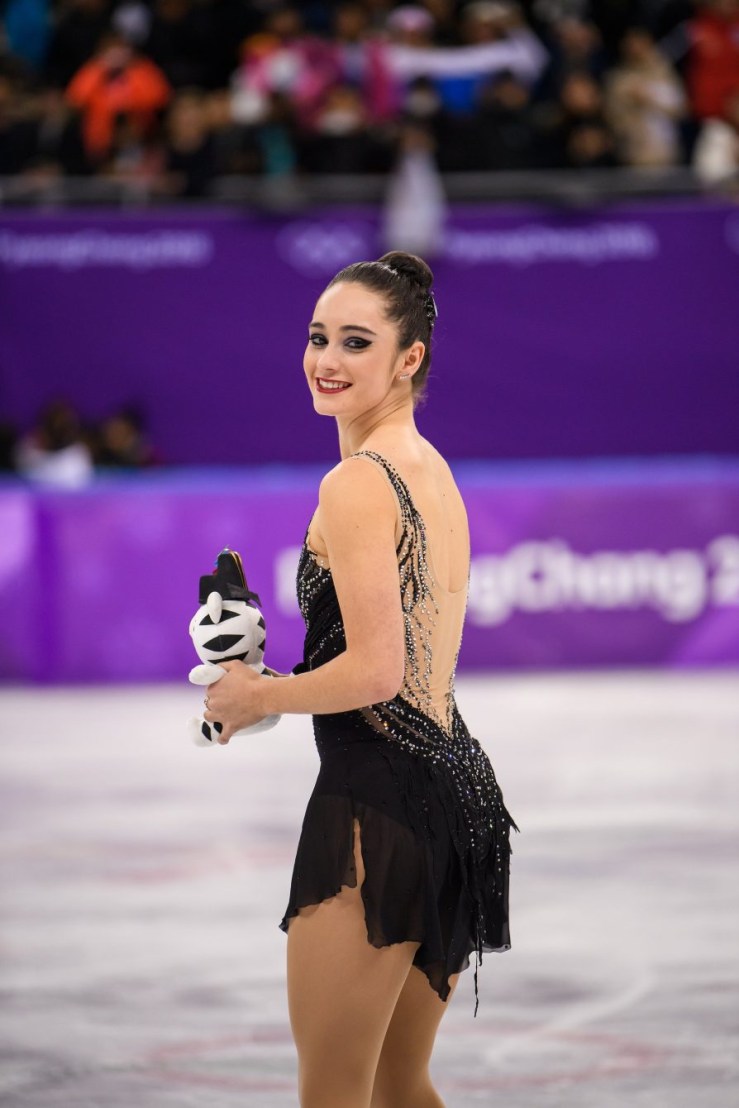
[399,374,410,380]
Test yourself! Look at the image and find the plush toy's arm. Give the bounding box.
[188,663,281,746]
[189,663,227,687]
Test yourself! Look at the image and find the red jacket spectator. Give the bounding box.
[687,0,739,120]
[66,34,171,159]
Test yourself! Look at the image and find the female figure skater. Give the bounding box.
[203,252,517,1108]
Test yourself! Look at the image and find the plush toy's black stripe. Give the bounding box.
[202,633,245,652]
[199,609,240,627]
[213,651,249,663]
[201,721,222,744]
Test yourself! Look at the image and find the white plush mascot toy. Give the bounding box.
[188,548,280,746]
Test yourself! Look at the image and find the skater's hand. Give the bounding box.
[203,661,266,744]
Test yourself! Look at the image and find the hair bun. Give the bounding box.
[378,251,434,293]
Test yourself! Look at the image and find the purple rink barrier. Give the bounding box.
[1,201,739,465]
[0,457,737,683]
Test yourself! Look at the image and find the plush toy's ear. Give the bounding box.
[198,549,261,608]
[206,590,223,623]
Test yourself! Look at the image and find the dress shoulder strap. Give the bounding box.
[349,450,418,537]
[350,450,436,623]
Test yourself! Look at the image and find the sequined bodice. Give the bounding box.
[296,451,515,871]
[298,450,466,735]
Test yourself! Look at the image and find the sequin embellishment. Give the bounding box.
[295,450,519,1012]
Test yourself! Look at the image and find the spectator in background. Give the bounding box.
[386,1,547,114]
[403,72,442,124]
[65,30,170,163]
[0,422,18,471]
[440,1,516,110]
[143,0,213,90]
[101,109,164,187]
[113,0,257,87]
[96,406,155,467]
[230,8,341,133]
[475,69,537,169]
[255,91,299,179]
[201,0,264,89]
[686,0,739,121]
[0,75,86,181]
[420,0,459,45]
[206,87,263,175]
[383,118,445,254]
[461,0,518,45]
[161,88,215,196]
[539,70,617,167]
[3,0,50,72]
[0,73,36,174]
[301,82,392,172]
[387,3,436,49]
[1,14,25,80]
[112,0,152,50]
[1,0,716,188]
[15,400,94,487]
[388,2,547,170]
[693,88,739,185]
[566,114,618,167]
[45,0,111,88]
[605,27,685,167]
[329,2,397,123]
[362,0,397,33]
[536,16,606,101]
[22,87,90,177]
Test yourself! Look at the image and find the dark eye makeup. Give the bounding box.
[308,334,371,350]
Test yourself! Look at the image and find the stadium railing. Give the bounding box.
[0,166,723,208]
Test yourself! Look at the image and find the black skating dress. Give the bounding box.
[279,452,518,1008]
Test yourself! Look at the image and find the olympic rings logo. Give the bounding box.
[275,221,373,275]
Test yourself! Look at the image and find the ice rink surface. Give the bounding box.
[1,671,738,1107]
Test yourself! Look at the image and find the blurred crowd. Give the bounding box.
[1,0,738,194]
[0,400,156,484]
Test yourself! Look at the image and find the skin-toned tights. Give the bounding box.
[287,820,458,1108]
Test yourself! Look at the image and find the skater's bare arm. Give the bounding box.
[204,460,404,739]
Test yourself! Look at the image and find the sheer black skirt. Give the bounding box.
[279,734,514,1004]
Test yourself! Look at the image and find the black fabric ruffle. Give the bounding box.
[279,736,514,1005]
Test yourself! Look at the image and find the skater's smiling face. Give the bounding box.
[304,282,424,420]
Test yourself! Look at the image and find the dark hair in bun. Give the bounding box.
[325,251,436,406]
